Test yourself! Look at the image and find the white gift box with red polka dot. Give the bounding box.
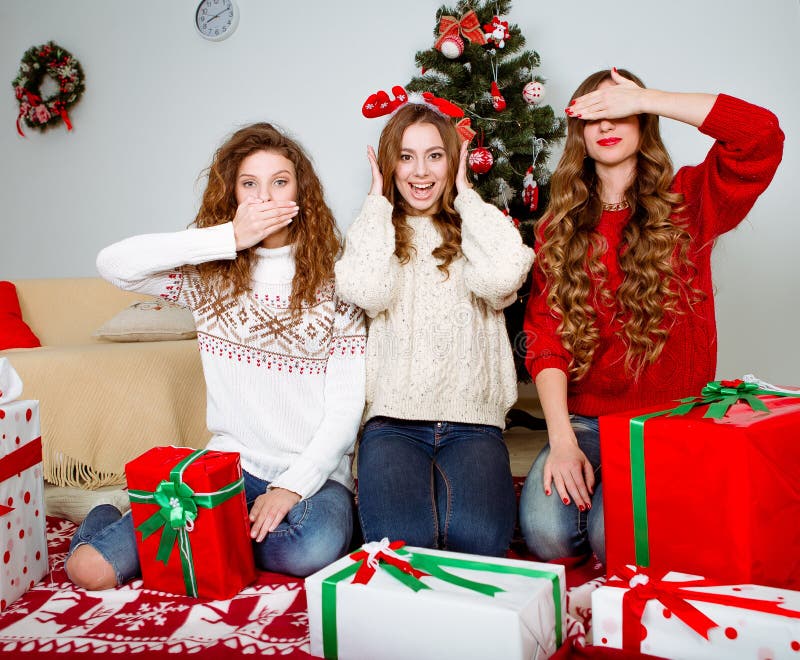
[0,400,48,611]
[591,567,800,659]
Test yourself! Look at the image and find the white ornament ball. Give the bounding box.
[523,81,545,105]
[438,34,464,59]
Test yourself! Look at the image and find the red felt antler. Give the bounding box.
[362,86,408,118]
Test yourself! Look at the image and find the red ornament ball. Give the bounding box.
[468,147,493,174]
[438,34,464,59]
[523,81,545,105]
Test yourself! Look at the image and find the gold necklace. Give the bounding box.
[601,200,630,212]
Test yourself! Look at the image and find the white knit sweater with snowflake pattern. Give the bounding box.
[334,188,534,428]
[96,223,366,498]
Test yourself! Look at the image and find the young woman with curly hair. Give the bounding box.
[520,69,784,564]
[336,101,534,557]
[65,123,366,588]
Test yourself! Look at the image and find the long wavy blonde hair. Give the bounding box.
[538,69,702,380]
[192,123,340,311]
[377,103,462,276]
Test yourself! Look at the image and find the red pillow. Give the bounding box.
[0,281,41,350]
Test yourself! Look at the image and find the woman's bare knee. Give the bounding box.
[65,544,118,590]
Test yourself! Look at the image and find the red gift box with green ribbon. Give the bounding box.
[601,378,800,590]
[126,446,256,599]
[305,538,566,660]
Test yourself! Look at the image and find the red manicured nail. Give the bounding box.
[562,497,570,505]
[545,489,551,496]
[570,99,576,105]
[565,109,572,115]
[576,114,582,118]
[612,66,618,72]
[579,504,585,511]
[587,503,592,510]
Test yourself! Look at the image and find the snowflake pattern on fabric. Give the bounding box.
[0,495,605,657]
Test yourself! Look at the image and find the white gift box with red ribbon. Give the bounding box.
[305,538,566,660]
[0,359,48,611]
[592,565,800,659]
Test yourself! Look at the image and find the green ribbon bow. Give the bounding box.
[320,547,563,659]
[128,449,244,597]
[628,379,800,566]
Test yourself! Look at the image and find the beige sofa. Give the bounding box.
[1,277,210,489]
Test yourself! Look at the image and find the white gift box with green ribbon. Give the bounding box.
[305,538,566,660]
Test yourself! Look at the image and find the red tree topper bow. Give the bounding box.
[362,86,464,119]
[435,10,487,49]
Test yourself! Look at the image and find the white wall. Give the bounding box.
[2,0,798,383]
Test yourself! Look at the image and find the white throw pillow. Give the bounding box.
[94,299,196,342]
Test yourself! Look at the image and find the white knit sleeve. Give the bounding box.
[268,300,366,498]
[334,195,401,318]
[95,224,237,298]
[455,188,535,310]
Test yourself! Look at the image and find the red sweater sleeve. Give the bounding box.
[523,230,571,381]
[673,94,784,246]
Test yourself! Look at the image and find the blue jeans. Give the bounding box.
[356,417,516,557]
[519,415,605,564]
[65,472,354,583]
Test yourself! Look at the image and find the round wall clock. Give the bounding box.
[195,0,239,42]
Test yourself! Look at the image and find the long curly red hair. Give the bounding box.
[192,123,340,311]
[538,69,703,380]
[376,103,462,276]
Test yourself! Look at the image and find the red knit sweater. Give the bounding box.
[523,94,784,416]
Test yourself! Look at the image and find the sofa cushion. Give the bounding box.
[0,281,41,350]
[94,299,197,342]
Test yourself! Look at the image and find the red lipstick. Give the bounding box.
[597,137,621,146]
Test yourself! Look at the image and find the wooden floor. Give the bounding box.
[505,424,547,477]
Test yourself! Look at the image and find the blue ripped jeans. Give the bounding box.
[65,471,354,583]
[356,417,516,557]
[519,414,605,564]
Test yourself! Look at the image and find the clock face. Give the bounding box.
[195,0,239,41]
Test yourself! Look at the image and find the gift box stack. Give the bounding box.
[306,538,566,659]
[594,377,800,658]
[0,359,49,611]
[126,445,256,600]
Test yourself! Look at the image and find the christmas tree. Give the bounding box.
[406,0,565,382]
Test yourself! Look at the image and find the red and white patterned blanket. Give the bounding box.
[0,516,610,659]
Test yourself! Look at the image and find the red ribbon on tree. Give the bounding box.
[349,539,429,585]
[435,10,487,50]
[456,118,476,143]
[608,565,800,651]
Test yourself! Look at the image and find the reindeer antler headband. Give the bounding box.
[361,85,464,119]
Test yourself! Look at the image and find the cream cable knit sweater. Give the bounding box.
[96,223,366,498]
[335,189,534,428]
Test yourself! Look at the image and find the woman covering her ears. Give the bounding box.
[335,89,534,557]
[520,68,783,565]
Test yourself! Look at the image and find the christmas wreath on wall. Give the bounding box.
[12,41,85,136]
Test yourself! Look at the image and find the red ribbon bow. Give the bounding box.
[608,565,800,651]
[435,10,487,49]
[349,539,429,585]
